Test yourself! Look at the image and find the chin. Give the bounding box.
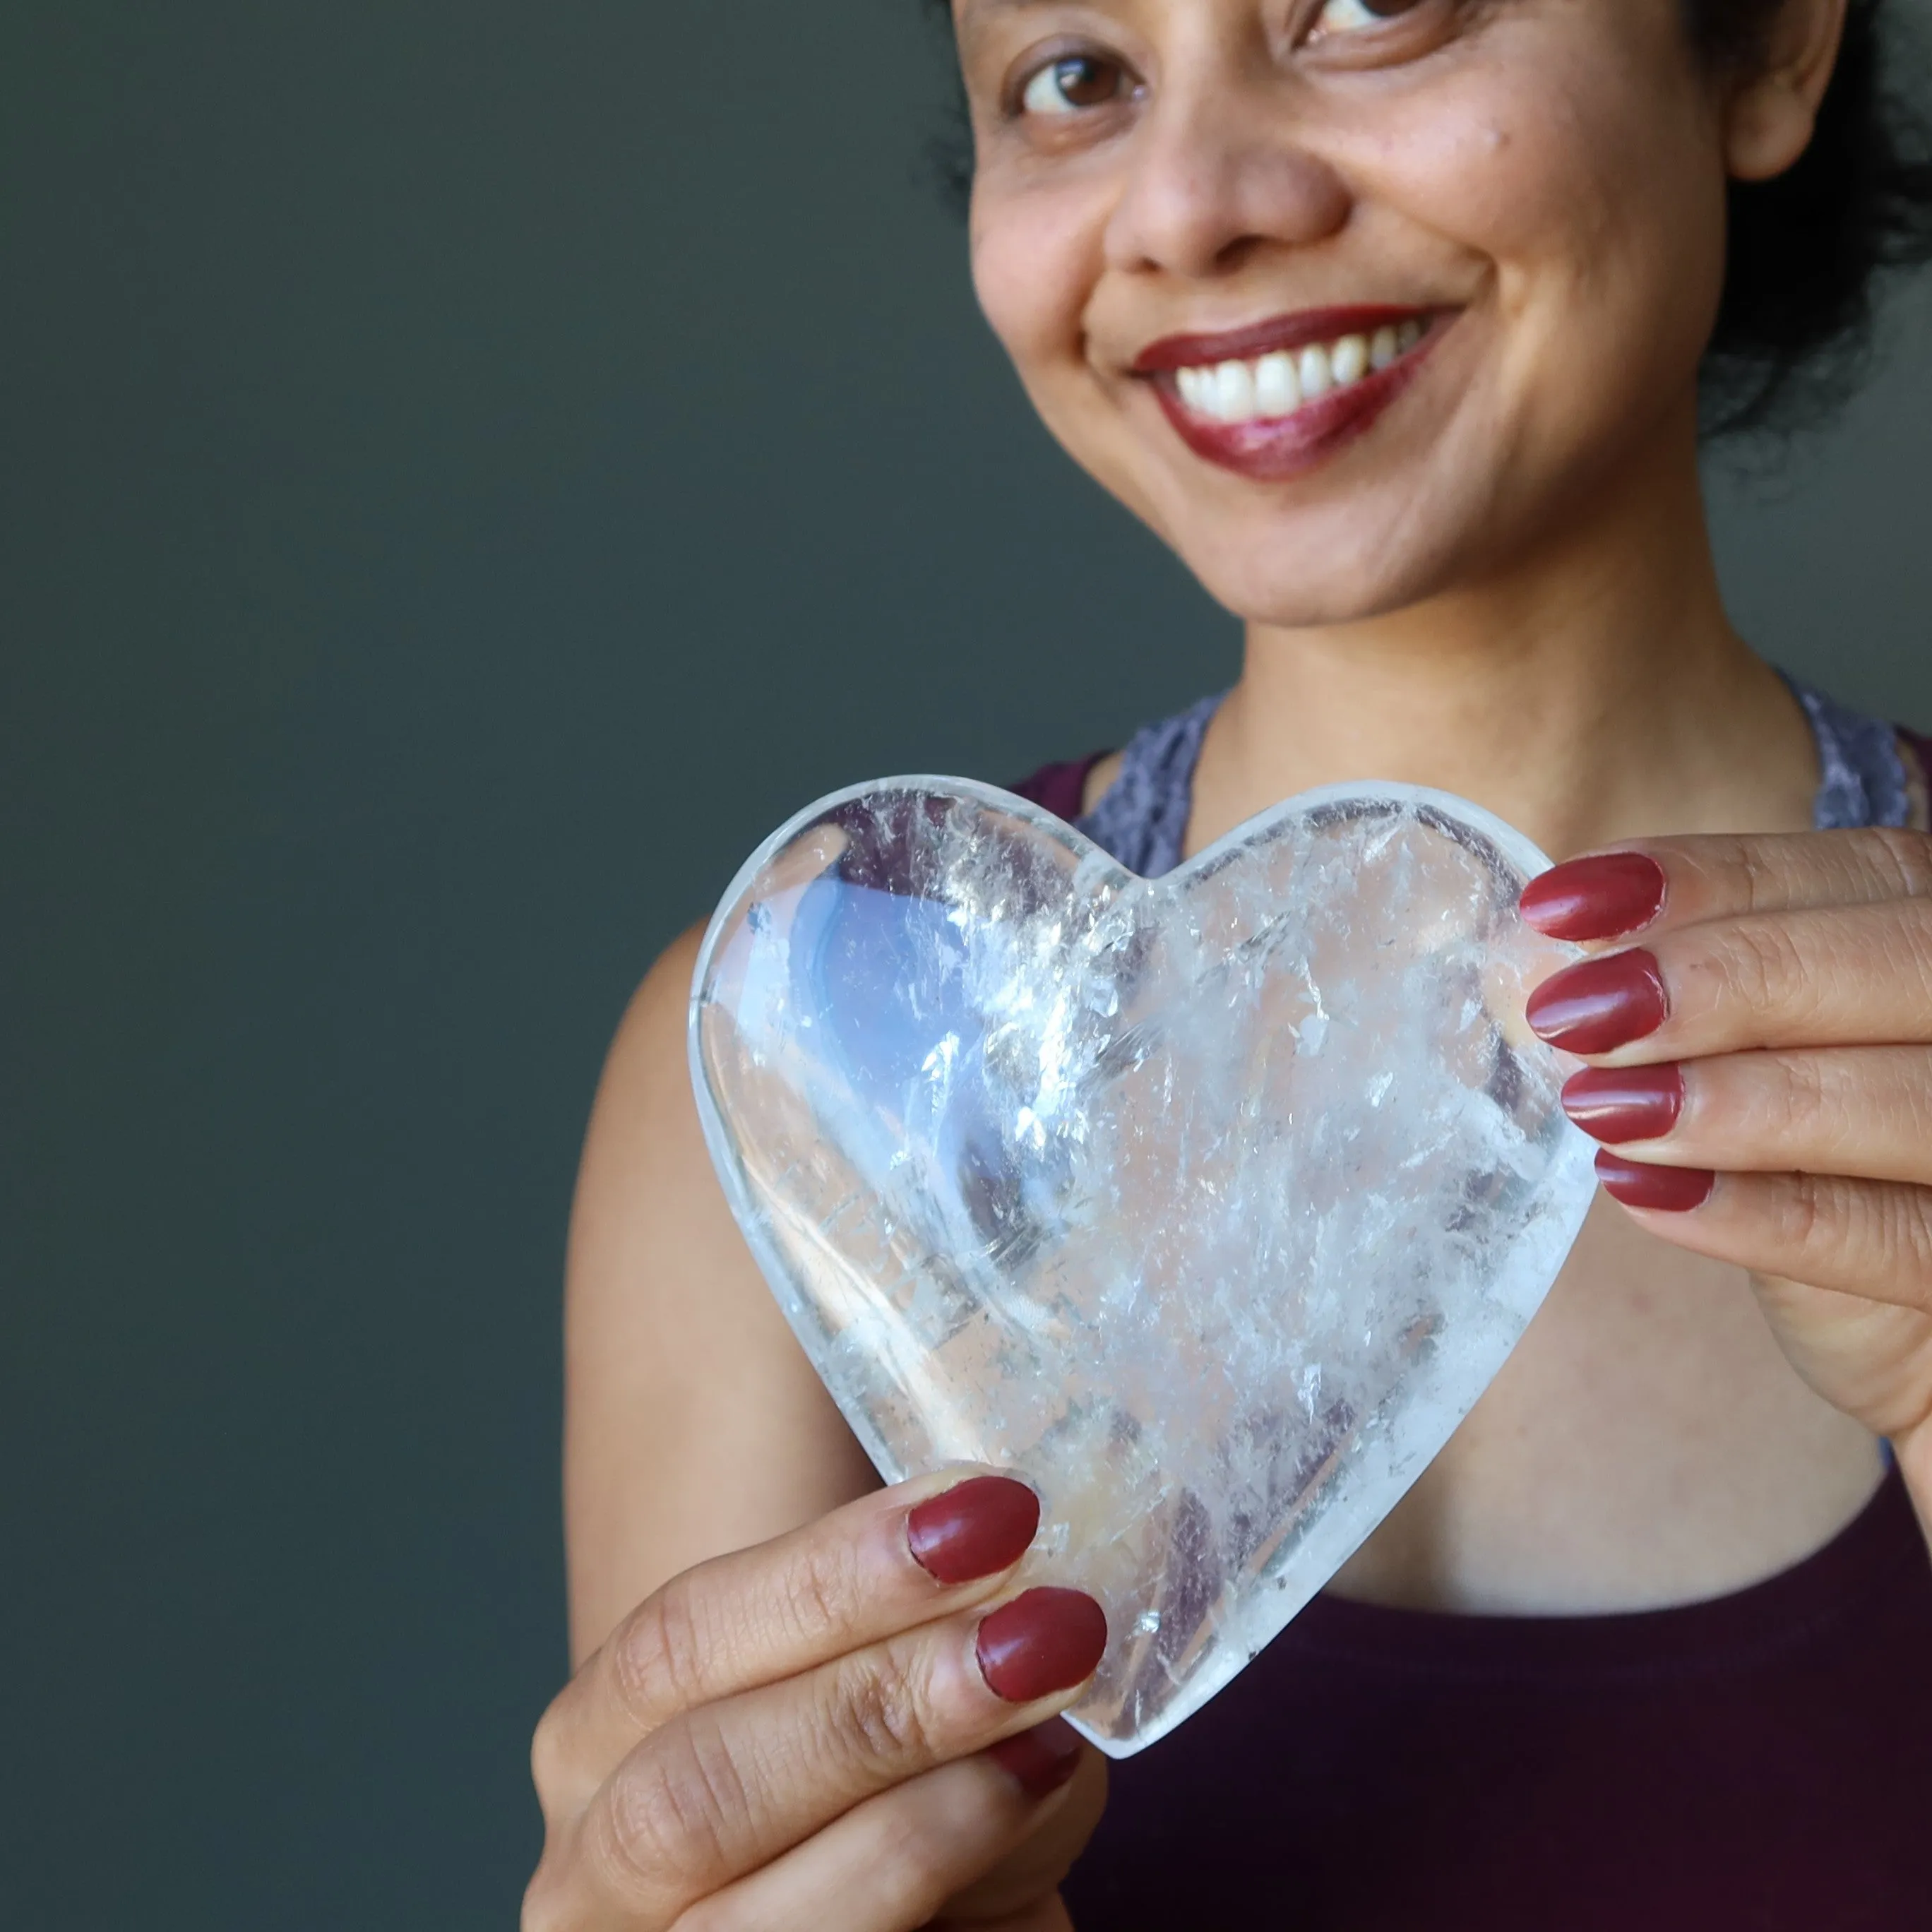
[1102,392,1515,632]
[1171,511,1475,632]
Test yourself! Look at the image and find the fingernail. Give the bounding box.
[986,1718,1084,1799]
[907,1477,1040,1585]
[1596,1150,1715,1212]
[977,1588,1109,1704]
[1562,1063,1685,1143]
[1526,950,1667,1054]
[1520,852,1666,941]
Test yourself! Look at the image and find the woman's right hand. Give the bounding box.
[523,1472,1109,1931]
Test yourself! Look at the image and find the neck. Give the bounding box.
[1196,407,1818,861]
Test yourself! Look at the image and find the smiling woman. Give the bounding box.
[950,0,1932,627]
[933,0,1932,436]
[527,3,1932,1928]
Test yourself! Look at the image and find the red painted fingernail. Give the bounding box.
[1596,1150,1715,1212]
[977,1588,1108,1704]
[907,1477,1040,1586]
[986,1718,1084,1799]
[1526,950,1668,1054]
[1520,853,1666,941]
[1563,1063,1686,1143]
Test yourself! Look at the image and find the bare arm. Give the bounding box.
[562,924,880,1663]
[532,929,1105,1931]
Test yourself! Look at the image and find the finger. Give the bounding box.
[673,1728,1094,1932]
[534,1472,1041,1815]
[1562,1047,1932,1186]
[1520,827,1932,944]
[568,1587,1107,1924]
[1523,898,1932,1065]
[1746,1272,1932,1443]
[1590,1161,1932,1313]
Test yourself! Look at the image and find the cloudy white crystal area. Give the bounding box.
[691,779,1596,1756]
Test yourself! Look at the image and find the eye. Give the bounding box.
[1305,0,1429,43]
[1020,53,1128,117]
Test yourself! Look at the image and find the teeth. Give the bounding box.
[1212,359,1256,422]
[1169,316,1431,425]
[1254,350,1300,416]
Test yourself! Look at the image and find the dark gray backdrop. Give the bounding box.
[5,4,1928,1925]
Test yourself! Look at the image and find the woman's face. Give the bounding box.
[955,0,1741,627]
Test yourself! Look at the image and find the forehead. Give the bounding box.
[950,0,1294,55]
[954,0,1140,31]
[951,0,1155,61]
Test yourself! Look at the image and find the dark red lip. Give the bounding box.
[1131,304,1436,375]
[1145,311,1450,484]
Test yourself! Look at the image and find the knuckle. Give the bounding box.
[775,1531,864,1653]
[1767,1054,1833,1145]
[881,1814,984,1921]
[859,1832,968,1926]
[611,1573,712,1729]
[1711,919,1809,1017]
[1902,899,1932,994]
[669,1899,739,1932]
[1856,1184,1932,1289]
[1866,826,1932,901]
[1732,840,1787,917]
[1777,1174,1932,1294]
[597,1724,748,1904]
[520,1851,580,1932]
[859,1767,1020,1923]
[1775,1171,1834,1257]
[529,1701,574,1815]
[597,1766,691,1901]
[828,1642,946,1770]
[1893,1188,1932,1287]
[1877,888,1932,958]
[518,1868,560,1932]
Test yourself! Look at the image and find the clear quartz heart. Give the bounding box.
[691,778,1596,1755]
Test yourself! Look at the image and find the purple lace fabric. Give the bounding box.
[1072,679,1912,877]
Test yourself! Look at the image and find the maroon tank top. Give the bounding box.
[1007,730,1932,1930]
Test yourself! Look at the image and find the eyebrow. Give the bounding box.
[952,0,1131,58]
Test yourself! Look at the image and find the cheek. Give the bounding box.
[970,184,1104,396]
[1363,32,1728,401]
[970,175,1175,535]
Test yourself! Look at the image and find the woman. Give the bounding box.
[526,0,1932,1924]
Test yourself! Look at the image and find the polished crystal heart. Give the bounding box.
[690,778,1596,1755]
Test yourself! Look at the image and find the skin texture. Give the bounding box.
[530,0,1932,1924]
[962,0,1731,627]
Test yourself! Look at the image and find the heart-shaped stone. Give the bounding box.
[691,778,1595,1755]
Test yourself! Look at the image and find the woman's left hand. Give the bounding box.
[1517,828,1932,1503]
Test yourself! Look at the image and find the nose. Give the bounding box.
[1103,71,1352,279]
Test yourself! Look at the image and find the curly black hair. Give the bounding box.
[921,0,1932,440]
[1697,0,1932,434]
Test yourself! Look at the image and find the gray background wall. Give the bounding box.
[5,4,1928,1924]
